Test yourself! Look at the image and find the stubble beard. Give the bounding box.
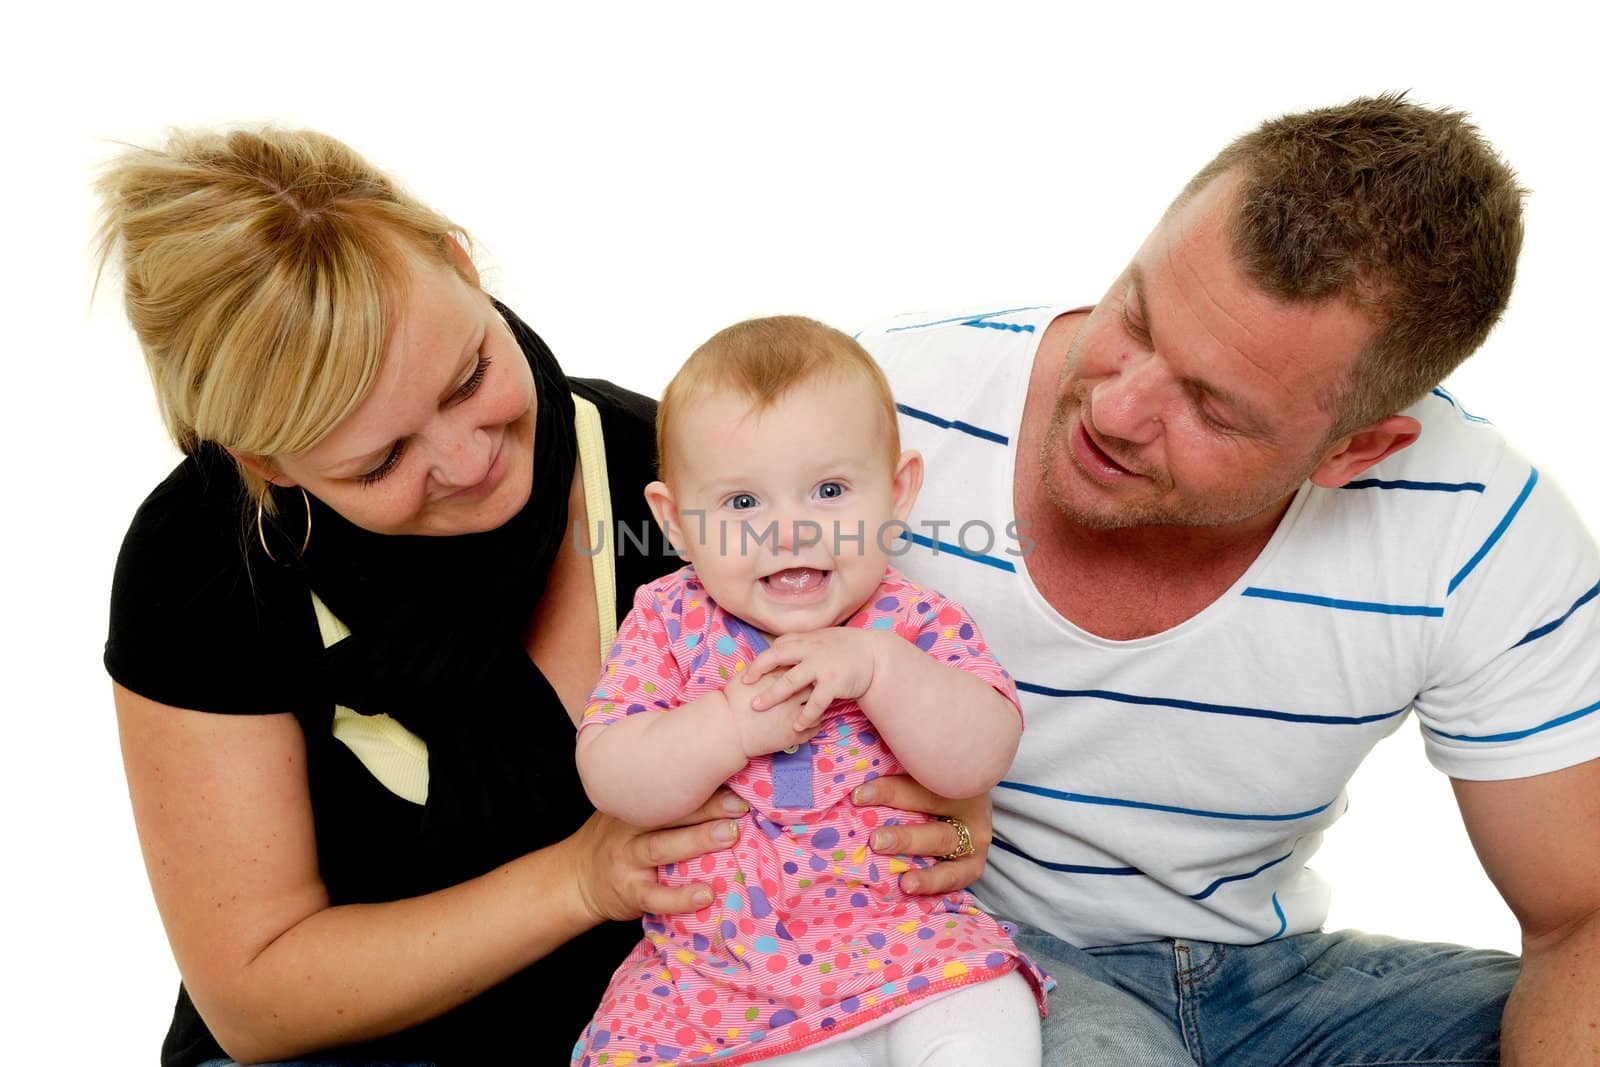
[1037,383,1311,532]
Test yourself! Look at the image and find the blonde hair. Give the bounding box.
[94,127,472,507]
[657,315,900,484]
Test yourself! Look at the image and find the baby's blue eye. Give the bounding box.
[728,493,758,510]
[816,482,844,499]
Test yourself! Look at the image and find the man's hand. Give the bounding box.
[851,773,993,896]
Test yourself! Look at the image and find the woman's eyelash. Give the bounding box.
[454,354,492,400]
[356,354,490,486]
[358,442,406,486]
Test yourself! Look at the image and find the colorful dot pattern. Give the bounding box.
[573,567,1049,1065]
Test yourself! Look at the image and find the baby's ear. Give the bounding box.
[891,450,924,521]
[644,481,691,557]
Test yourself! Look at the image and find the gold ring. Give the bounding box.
[938,816,974,861]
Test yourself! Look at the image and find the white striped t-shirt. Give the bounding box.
[863,303,1600,947]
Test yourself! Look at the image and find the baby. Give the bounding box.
[573,316,1049,1065]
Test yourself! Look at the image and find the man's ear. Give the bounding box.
[891,450,925,522]
[644,480,691,557]
[226,449,298,488]
[1309,415,1421,488]
[442,233,481,288]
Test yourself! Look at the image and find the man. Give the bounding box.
[862,94,1600,1063]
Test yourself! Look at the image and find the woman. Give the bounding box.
[98,127,987,1066]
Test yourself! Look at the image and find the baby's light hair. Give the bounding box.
[657,316,900,485]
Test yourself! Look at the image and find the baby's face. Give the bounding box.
[659,373,914,636]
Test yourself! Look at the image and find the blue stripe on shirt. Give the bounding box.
[962,319,1036,333]
[898,530,1017,572]
[997,780,1336,822]
[1432,387,1492,424]
[1340,478,1486,493]
[1257,893,1288,944]
[1448,467,1539,596]
[990,836,1143,877]
[1014,682,1410,727]
[1428,696,1600,743]
[1512,579,1600,649]
[1241,587,1444,617]
[883,306,1048,333]
[894,402,1009,445]
[1189,851,1295,901]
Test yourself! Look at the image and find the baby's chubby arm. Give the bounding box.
[744,629,1021,799]
[576,676,818,827]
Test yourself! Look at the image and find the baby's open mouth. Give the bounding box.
[762,568,829,594]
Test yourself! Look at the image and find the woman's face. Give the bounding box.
[264,252,538,537]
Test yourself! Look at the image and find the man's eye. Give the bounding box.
[816,481,845,500]
[1122,310,1151,343]
[727,493,758,510]
[1196,403,1237,434]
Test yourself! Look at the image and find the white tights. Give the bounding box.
[761,970,1041,1066]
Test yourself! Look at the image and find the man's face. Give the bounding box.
[1040,174,1376,531]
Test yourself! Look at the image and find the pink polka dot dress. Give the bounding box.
[573,566,1050,1065]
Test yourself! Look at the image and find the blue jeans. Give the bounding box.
[1017,924,1518,1066]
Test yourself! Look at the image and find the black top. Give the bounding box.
[105,374,677,1066]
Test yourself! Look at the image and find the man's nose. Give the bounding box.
[1089,352,1170,445]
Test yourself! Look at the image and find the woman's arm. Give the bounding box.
[116,683,737,1063]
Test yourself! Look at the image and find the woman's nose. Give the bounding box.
[427,423,495,491]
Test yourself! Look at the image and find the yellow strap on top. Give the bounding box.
[318,393,617,805]
[572,393,618,659]
[317,595,431,805]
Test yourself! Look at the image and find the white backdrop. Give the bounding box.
[8,1,1596,1058]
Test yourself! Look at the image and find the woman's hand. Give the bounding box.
[569,789,750,922]
[852,774,992,896]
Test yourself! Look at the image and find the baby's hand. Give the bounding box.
[743,629,886,731]
[723,666,820,759]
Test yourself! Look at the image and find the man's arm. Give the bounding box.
[1452,758,1600,1065]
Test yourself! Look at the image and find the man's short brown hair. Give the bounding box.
[1177,92,1526,433]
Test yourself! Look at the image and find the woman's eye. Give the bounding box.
[727,493,758,510]
[358,442,406,486]
[816,481,845,500]
[452,354,492,402]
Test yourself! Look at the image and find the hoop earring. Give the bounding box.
[257,487,312,562]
